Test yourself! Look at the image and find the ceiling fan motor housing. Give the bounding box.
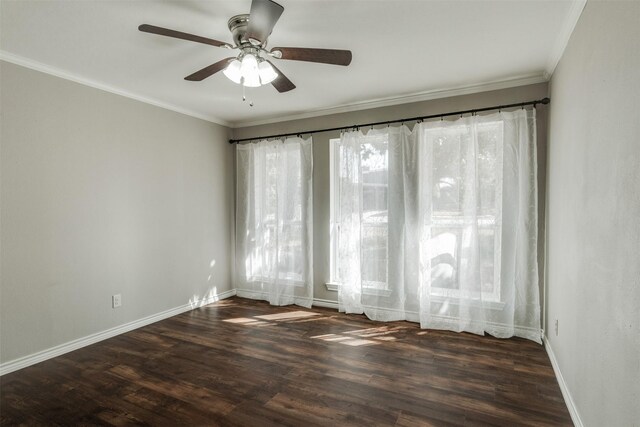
[228,14,264,47]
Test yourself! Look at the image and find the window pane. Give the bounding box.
[263,151,278,222]
[432,134,462,215]
[425,121,503,301]
[428,228,459,291]
[250,146,305,283]
[362,183,387,219]
[286,147,303,222]
[362,224,387,286]
[361,141,388,222]
[361,139,388,287]
[278,222,303,281]
[479,228,497,295]
[261,223,277,278]
[477,123,502,215]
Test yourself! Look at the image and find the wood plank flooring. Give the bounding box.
[0,297,572,426]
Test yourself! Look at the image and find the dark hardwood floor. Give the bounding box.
[0,297,571,426]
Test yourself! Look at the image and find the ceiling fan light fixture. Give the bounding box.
[237,53,261,87]
[224,54,263,87]
[242,73,262,87]
[222,59,242,84]
[240,53,259,75]
[258,61,278,85]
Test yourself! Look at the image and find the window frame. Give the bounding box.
[328,137,341,288]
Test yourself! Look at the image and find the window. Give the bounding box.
[423,121,503,302]
[237,140,312,289]
[330,121,504,302]
[330,135,391,294]
[328,110,539,340]
[246,147,305,284]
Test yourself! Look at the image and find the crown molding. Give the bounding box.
[545,0,587,77]
[228,73,548,128]
[0,50,231,127]
[1,49,553,131]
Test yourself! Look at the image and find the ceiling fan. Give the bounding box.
[138,0,352,93]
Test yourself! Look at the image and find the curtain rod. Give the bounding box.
[228,97,550,144]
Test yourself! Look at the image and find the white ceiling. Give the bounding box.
[1,0,583,127]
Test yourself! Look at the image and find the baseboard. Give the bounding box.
[543,335,583,427]
[0,289,236,376]
[312,298,339,309]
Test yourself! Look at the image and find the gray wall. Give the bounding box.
[546,1,640,425]
[233,83,549,303]
[0,61,235,363]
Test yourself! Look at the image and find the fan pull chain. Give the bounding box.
[241,84,254,107]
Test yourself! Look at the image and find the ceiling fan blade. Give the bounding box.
[246,0,284,44]
[185,58,235,81]
[271,47,352,66]
[267,61,296,93]
[139,24,230,48]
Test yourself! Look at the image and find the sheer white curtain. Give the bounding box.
[236,136,313,307]
[336,109,541,343]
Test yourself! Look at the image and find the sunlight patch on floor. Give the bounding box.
[223,310,324,328]
[318,335,353,342]
[310,325,410,346]
[223,317,256,323]
[310,333,378,346]
[223,309,407,347]
[255,311,321,321]
[345,325,408,338]
[341,338,377,346]
[223,317,269,326]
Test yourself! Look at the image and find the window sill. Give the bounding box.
[325,282,340,292]
[248,278,307,287]
[325,282,393,298]
[428,294,506,311]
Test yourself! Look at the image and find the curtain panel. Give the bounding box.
[236,136,313,307]
[336,109,541,343]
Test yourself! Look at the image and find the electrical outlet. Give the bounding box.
[555,319,559,336]
[112,294,122,308]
